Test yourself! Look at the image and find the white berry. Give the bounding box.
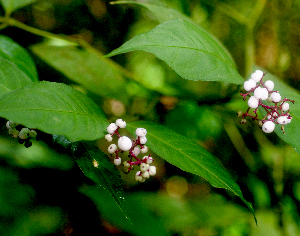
[108,144,117,154]
[149,166,156,176]
[142,171,150,179]
[254,87,268,100]
[118,136,132,151]
[262,121,275,133]
[114,158,121,166]
[107,123,118,134]
[248,96,259,108]
[264,80,274,91]
[139,136,147,145]
[277,116,288,125]
[105,134,113,142]
[281,102,289,111]
[116,119,126,128]
[271,92,281,103]
[132,146,141,156]
[135,171,144,182]
[243,79,256,91]
[140,146,148,154]
[251,70,264,82]
[123,161,130,168]
[140,163,149,172]
[136,128,147,137]
[143,156,153,164]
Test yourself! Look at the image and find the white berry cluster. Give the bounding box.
[105,119,156,182]
[240,70,294,134]
[6,120,38,147]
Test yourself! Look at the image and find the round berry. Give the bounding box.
[143,156,153,164]
[135,171,144,182]
[248,96,259,108]
[136,128,147,137]
[277,116,288,125]
[108,144,117,154]
[140,163,149,172]
[142,171,150,179]
[139,136,147,145]
[114,158,121,166]
[264,80,274,91]
[9,128,19,138]
[123,161,130,168]
[281,102,289,111]
[140,146,148,154]
[251,70,264,82]
[19,128,30,139]
[243,79,256,91]
[271,92,281,103]
[149,166,156,176]
[132,146,141,156]
[8,120,17,129]
[116,119,126,128]
[254,87,268,100]
[262,121,275,133]
[105,134,113,142]
[29,130,37,139]
[118,136,132,151]
[107,123,118,134]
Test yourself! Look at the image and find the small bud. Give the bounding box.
[105,134,113,142]
[123,161,130,168]
[240,119,247,124]
[108,144,117,154]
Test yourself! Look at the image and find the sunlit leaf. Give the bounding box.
[0,0,38,15]
[0,35,38,82]
[0,59,33,97]
[106,18,243,84]
[0,81,108,141]
[126,121,255,220]
[70,141,130,222]
[31,43,129,102]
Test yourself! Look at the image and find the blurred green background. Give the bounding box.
[1,0,300,235]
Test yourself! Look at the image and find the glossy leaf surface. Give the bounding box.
[0,81,108,141]
[0,59,33,97]
[31,43,129,102]
[106,19,243,84]
[0,35,38,82]
[70,141,129,221]
[126,121,255,218]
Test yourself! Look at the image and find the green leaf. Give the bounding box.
[70,141,130,222]
[0,35,38,82]
[0,0,38,15]
[111,1,193,24]
[106,18,243,84]
[30,42,129,102]
[0,81,108,141]
[261,71,300,153]
[126,121,256,220]
[0,59,33,97]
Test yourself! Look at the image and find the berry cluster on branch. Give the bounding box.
[6,120,38,147]
[105,119,156,182]
[240,70,294,134]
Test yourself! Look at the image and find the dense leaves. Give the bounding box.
[0,81,108,141]
[106,18,243,84]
